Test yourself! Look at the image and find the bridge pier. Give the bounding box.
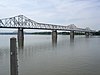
[52,30,57,47]
[85,32,90,37]
[70,31,74,39]
[85,32,93,37]
[18,28,24,49]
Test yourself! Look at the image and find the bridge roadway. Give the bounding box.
[0,15,96,48]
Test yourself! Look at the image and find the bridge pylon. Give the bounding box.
[85,32,93,38]
[18,28,24,49]
[52,30,57,47]
[70,31,74,39]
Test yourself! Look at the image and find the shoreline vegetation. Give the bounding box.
[0,31,100,35]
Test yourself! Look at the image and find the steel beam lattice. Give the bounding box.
[0,15,95,32]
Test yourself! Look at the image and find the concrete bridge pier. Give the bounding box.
[52,30,57,47]
[85,32,90,37]
[70,31,74,39]
[18,28,24,49]
[89,32,93,36]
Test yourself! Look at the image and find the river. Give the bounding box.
[0,35,100,75]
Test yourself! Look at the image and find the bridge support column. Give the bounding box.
[70,31,74,39]
[85,32,90,38]
[52,30,57,47]
[89,32,93,36]
[18,28,24,49]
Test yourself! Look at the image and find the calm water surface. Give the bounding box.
[0,35,100,75]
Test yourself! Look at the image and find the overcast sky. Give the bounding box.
[0,0,100,32]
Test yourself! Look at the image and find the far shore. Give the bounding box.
[0,31,100,35]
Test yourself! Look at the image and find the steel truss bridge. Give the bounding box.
[0,15,95,32]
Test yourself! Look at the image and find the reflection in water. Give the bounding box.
[86,35,89,38]
[52,39,57,47]
[0,50,3,60]
[18,38,24,49]
[69,38,75,51]
[70,38,74,43]
[70,38,74,47]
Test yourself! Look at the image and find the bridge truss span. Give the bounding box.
[0,15,95,32]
